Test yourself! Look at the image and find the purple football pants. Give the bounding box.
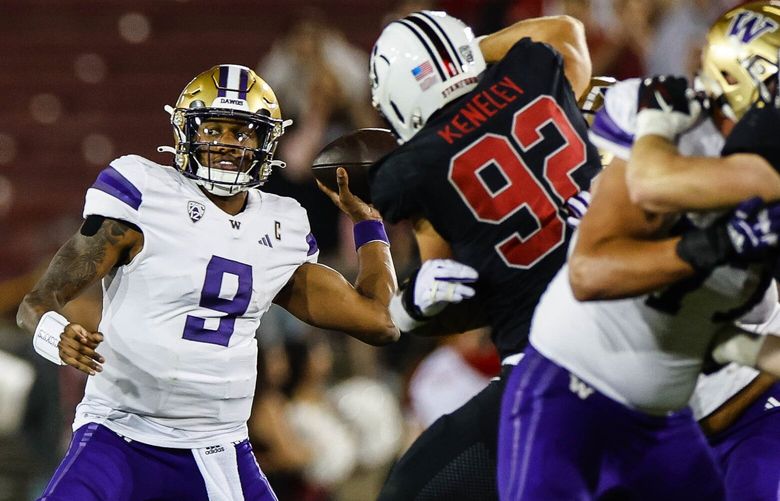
[498,346,725,500]
[38,423,278,500]
[708,381,780,500]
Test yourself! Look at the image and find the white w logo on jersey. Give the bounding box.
[569,374,594,400]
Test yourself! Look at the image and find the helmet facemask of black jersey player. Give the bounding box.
[369,11,486,144]
[161,64,291,197]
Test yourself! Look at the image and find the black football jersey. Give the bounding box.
[370,38,601,359]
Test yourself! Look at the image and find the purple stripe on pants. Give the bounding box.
[41,422,100,498]
[498,346,725,500]
[38,423,278,500]
[236,440,278,501]
[708,381,780,500]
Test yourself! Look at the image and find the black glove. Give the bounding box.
[677,197,780,271]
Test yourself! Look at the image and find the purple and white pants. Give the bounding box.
[497,346,725,500]
[39,423,278,501]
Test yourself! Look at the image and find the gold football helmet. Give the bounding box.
[700,1,780,122]
[163,64,289,195]
[579,76,617,167]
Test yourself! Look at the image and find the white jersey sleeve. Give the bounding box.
[83,155,150,227]
[588,78,641,161]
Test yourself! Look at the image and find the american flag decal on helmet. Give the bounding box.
[412,61,434,81]
[412,61,438,91]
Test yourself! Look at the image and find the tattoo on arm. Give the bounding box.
[28,219,136,308]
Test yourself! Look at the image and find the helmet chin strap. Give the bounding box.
[195,166,251,196]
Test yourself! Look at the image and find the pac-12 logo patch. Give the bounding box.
[187,201,205,222]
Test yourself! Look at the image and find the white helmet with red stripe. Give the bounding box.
[370,11,486,143]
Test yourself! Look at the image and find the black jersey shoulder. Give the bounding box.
[497,36,564,76]
[492,37,567,94]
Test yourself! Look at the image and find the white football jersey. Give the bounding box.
[589,78,725,161]
[532,260,774,413]
[73,155,318,448]
[536,78,774,416]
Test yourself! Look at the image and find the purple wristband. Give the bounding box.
[354,220,389,250]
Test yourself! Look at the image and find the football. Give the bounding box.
[311,128,397,203]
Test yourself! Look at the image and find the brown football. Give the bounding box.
[311,128,397,203]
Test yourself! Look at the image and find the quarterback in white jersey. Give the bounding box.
[74,153,320,447]
[17,65,399,501]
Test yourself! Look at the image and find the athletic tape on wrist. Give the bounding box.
[33,311,68,365]
[635,110,678,141]
[389,292,426,332]
[353,220,389,251]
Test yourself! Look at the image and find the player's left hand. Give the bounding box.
[636,75,702,141]
[316,167,381,222]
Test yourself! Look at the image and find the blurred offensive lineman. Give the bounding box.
[497,3,780,498]
[367,11,600,500]
[581,2,780,498]
[17,64,399,501]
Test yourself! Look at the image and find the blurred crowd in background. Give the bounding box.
[0,0,745,499]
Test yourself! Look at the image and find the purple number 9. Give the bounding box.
[182,256,253,346]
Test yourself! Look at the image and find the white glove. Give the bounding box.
[635,76,702,141]
[389,259,478,332]
[413,259,478,316]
